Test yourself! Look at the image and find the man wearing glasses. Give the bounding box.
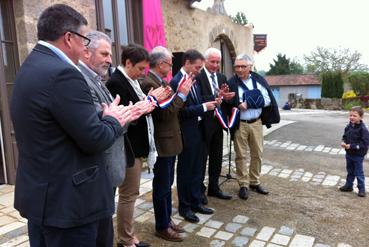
[228,54,279,201]
[11,4,128,247]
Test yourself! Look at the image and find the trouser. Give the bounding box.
[234,119,263,187]
[116,158,142,245]
[152,156,175,230]
[345,154,365,191]
[28,217,113,247]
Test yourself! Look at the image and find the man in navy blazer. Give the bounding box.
[170,50,218,223]
[10,4,128,247]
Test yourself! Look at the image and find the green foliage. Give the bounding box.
[347,71,369,96]
[321,71,344,98]
[304,46,368,74]
[342,99,362,111]
[266,54,304,75]
[230,12,248,25]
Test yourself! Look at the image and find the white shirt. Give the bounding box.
[238,74,271,120]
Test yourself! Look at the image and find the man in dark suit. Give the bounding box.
[196,47,235,201]
[170,49,218,223]
[10,4,129,247]
[140,46,193,242]
[228,54,280,200]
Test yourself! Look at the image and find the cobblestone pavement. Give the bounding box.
[0,109,364,246]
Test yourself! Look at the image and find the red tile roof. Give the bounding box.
[265,74,320,86]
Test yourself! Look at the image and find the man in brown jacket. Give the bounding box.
[140,46,193,242]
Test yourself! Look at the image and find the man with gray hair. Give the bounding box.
[228,54,279,200]
[196,47,235,202]
[141,46,194,242]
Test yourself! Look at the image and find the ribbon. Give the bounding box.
[215,107,239,129]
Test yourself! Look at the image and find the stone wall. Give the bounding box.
[13,0,97,63]
[161,0,253,56]
[291,98,342,110]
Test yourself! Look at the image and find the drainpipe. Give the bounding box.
[0,118,8,184]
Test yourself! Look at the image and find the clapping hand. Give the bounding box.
[219,83,235,100]
[178,74,195,96]
[148,86,172,102]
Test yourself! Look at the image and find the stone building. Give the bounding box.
[0,0,253,184]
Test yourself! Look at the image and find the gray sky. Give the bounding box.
[193,0,369,71]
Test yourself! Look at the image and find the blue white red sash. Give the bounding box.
[215,107,239,129]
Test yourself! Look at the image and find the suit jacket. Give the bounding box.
[196,69,231,142]
[170,71,207,147]
[106,68,149,158]
[10,44,122,228]
[140,71,184,157]
[227,72,280,138]
[78,62,128,187]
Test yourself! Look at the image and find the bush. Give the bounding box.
[342,99,362,111]
[348,71,369,96]
[321,71,344,98]
[342,90,356,99]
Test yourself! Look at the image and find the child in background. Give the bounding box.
[340,106,369,197]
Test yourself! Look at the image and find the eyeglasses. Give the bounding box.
[234,65,250,69]
[68,30,91,46]
[162,61,173,67]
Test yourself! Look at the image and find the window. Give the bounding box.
[96,0,143,66]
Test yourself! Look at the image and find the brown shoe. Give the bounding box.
[170,220,185,233]
[155,228,184,242]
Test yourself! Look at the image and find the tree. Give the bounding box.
[321,71,344,98]
[266,54,304,75]
[304,46,368,75]
[347,71,369,96]
[230,12,248,25]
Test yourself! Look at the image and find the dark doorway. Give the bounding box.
[172,52,184,77]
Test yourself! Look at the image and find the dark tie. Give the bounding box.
[190,84,199,103]
[210,73,218,97]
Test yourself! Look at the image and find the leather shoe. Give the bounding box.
[117,242,150,247]
[170,220,185,233]
[155,228,184,242]
[250,184,269,195]
[339,185,353,192]
[358,190,366,197]
[179,210,199,223]
[192,205,214,214]
[238,186,249,200]
[208,189,232,200]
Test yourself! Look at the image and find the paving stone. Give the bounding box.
[232,215,249,224]
[197,213,213,224]
[0,222,25,236]
[286,144,298,150]
[322,147,331,153]
[139,187,152,196]
[322,175,340,186]
[16,241,30,247]
[268,140,277,145]
[278,226,294,236]
[196,226,216,238]
[305,146,314,151]
[140,181,153,189]
[2,225,27,239]
[249,240,266,247]
[273,142,282,147]
[133,208,145,218]
[205,220,224,229]
[214,230,233,241]
[270,233,290,245]
[256,226,275,241]
[171,217,182,226]
[338,149,346,155]
[278,169,293,178]
[0,234,28,247]
[140,171,154,180]
[280,141,292,148]
[240,226,257,237]
[183,223,199,233]
[261,165,273,175]
[296,145,307,151]
[302,172,313,182]
[0,193,14,207]
[329,148,340,154]
[0,216,16,227]
[314,244,331,247]
[269,168,282,176]
[232,236,249,247]
[210,240,225,247]
[134,211,153,223]
[225,223,243,233]
[337,244,352,247]
[266,244,283,247]
[314,145,324,152]
[137,202,153,211]
[289,234,315,247]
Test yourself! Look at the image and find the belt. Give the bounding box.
[240,118,259,124]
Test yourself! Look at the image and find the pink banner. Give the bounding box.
[143,0,167,52]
